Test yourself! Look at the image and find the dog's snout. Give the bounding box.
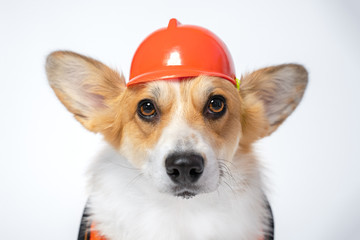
[165,153,204,184]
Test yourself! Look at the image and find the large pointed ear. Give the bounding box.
[45,51,125,132]
[239,64,308,143]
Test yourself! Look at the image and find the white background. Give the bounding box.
[1,0,359,239]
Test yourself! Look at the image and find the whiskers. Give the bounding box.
[106,157,138,171]
[104,156,145,189]
[218,159,253,195]
[218,159,237,194]
[124,172,145,189]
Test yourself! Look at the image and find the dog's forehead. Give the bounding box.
[146,80,179,99]
[143,76,236,100]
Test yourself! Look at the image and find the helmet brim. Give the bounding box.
[127,69,236,87]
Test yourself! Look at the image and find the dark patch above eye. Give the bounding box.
[204,95,227,119]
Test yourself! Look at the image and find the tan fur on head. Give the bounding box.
[46,51,308,156]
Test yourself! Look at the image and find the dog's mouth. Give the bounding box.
[175,190,196,199]
[172,185,200,199]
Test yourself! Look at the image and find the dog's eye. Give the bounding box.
[137,99,157,120]
[209,98,225,113]
[204,95,226,119]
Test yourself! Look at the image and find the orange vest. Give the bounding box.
[78,203,274,240]
[89,223,106,240]
[81,222,269,240]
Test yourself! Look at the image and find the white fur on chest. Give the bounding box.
[87,147,267,240]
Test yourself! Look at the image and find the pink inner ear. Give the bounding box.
[81,83,107,110]
[88,92,107,109]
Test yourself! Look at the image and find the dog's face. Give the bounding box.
[117,77,242,197]
[46,51,307,197]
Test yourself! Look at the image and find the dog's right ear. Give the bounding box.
[46,51,125,132]
[239,64,308,145]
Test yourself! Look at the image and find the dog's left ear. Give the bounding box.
[46,51,126,132]
[239,64,308,143]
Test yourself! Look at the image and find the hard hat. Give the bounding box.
[127,18,237,87]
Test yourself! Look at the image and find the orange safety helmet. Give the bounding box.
[127,18,237,87]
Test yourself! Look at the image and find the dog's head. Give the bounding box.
[46,51,307,198]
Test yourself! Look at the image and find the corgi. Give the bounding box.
[45,20,307,240]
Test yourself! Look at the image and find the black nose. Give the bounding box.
[165,152,204,184]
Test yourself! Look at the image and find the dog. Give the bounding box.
[45,19,308,240]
